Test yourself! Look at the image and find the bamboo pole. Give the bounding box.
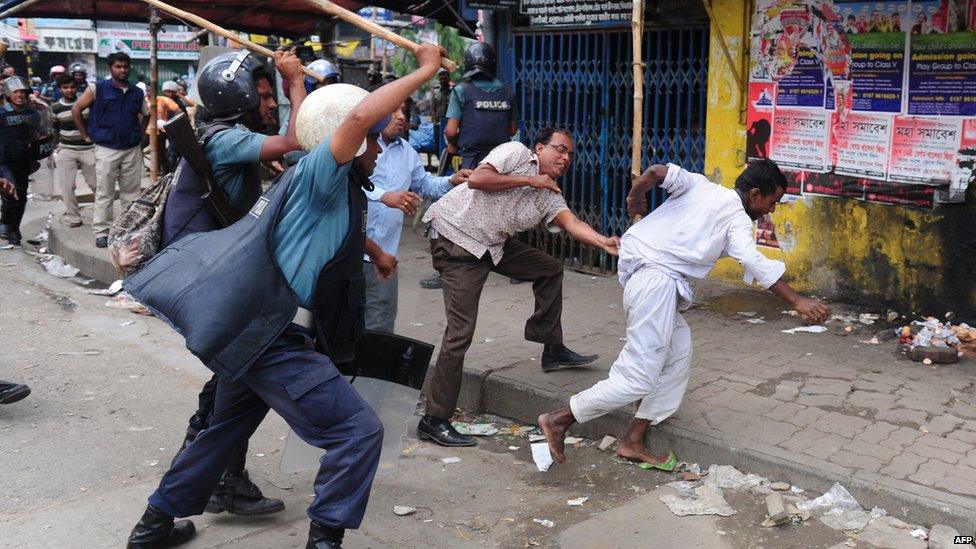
[630,0,645,222]
[138,0,326,83]
[148,6,159,184]
[305,0,457,72]
[0,0,44,19]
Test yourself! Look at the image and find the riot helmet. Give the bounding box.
[305,59,340,92]
[69,62,87,76]
[462,42,497,80]
[197,50,267,121]
[3,76,30,97]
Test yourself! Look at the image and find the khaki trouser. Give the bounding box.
[55,146,96,224]
[423,235,564,420]
[93,144,142,236]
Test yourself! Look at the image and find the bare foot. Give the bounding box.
[616,439,669,464]
[537,413,567,463]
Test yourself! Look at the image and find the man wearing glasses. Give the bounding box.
[417,127,621,447]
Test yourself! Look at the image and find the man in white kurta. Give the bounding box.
[539,159,830,466]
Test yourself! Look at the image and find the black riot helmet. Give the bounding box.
[197,50,268,121]
[69,62,87,76]
[462,42,497,80]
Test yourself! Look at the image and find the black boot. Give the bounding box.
[0,380,30,404]
[416,414,476,447]
[205,469,285,515]
[126,505,195,549]
[306,521,344,549]
[541,344,599,372]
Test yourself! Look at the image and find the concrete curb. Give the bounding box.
[46,220,976,534]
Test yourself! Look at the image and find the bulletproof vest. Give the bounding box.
[160,125,261,247]
[0,104,36,164]
[124,165,369,381]
[457,81,514,151]
[88,79,145,150]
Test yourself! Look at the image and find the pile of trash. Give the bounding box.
[898,316,976,358]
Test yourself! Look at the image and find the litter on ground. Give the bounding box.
[530,443,553,472]
[440,457,461,465]
[566,497,588,506]
[781,326,828,334]
[451,422,499,436]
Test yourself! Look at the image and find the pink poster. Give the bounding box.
[888,116,962,184]
[829,112,893,179]
[770,107,830,173]
[746,82,775,161]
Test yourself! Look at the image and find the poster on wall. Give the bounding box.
[834,0,909,112]
[746,82,776,161]
[775,49,827,107]
[829,111,893,178]
[949,118,976,200]
[770,107,831,172]
[907,30,976,117]
[802,171,867,198]
[864,179,936,207]
[888,115,962,184]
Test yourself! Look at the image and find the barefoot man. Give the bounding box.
[539,160,830,466]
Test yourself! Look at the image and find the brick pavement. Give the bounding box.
[39,206,976,531]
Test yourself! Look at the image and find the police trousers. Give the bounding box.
[149,324,384,529]
[0,163,31,232]
[570,268,693,424]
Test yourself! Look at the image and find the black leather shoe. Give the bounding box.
[126,505,195,549]
[307,521,344,548]
[205,470,285,515]
[95,236,108,248]
[419,274,443,289]
[0,381,30,404]
[417,414,476,447]
[541,344,599,372]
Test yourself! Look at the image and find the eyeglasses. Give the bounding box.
[545,143,574,159]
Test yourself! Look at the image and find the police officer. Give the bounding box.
[159,48,310,519]
[444,42,518,170]
[68,62,89,95]
[0,77,46,246]
[123,44,443,549]
[39,65,66,103]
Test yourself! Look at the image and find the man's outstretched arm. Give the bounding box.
[553,211,620,256]
[769,279,830,324]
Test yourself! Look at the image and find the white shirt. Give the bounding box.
[619,164,786,303]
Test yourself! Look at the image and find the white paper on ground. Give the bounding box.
[531,442,553,472]
[781,325,828,334]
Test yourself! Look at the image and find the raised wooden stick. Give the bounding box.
[139,0,325,83]
[631,0,645,222]
[306,0,457,72]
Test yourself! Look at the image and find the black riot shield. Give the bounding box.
[336,330,433,391]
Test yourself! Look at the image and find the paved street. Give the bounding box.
[2,197,975,546]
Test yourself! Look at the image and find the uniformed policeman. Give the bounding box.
[160,48,310,520]
[123,43,445,549]
[444,42,518,170]
[68,62,89,95]
[0,77,47,246]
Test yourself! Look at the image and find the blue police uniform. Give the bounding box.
[0,103,42,238]
[125,138,382,528]
[448,78,516,169]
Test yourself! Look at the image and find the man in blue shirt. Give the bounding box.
[125,44,446,549]
[364,102,472,332]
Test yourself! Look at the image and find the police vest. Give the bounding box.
[88,79,145,150]
[124,166,368,381]
[160,125,261,247]
[457,82,515,151]
[0,104,38,165]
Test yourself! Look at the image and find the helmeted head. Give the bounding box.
[532,127,574,179]
[463,42,497,80]
[437,68,450,89]
[3,76,30,107]
[296,83,391,175]
[69,62,87,82]
[161,80,179,98]
[198,50,276,129]
[734,159,788,220]
[305,59,340,92]
[49,65,66,79]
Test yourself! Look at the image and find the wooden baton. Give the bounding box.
[306,0,458,72]
[139,0,326,83]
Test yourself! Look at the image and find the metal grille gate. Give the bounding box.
[511,26,709,274]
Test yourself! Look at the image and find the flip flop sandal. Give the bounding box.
[637,451,678,472]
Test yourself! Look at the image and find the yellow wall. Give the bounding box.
[702,0,970,313]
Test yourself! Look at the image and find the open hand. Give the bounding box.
[794,296,830,324]
[381,190,422,215]
[528,174,561,193]
[449,169,473,185]
[373,252,398,281]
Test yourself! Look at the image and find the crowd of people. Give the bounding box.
[1,38,831,549]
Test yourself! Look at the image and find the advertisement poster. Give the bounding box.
[802,172,866,198]
[775,49,827,107]
[829,111,893,178]
[770,107,831,172]
[756,214,781,248]
[888,116,962,184]
[950,118,976,200]
[864,179,936,207]
[907,31,976,116]
[97,29,200,60]
[746,82,776,161]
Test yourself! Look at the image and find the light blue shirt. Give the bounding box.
[272,137,351,308]
[205,126,267,212]
[364,135,452,258]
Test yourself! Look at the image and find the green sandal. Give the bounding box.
[637,451,678,472]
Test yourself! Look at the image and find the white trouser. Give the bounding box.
[570,267,693,424]
[92,144,142,236]
[55,146,96,223]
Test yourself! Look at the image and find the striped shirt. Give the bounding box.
[51,98,92,149]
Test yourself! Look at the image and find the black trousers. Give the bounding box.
[0,163,32,232]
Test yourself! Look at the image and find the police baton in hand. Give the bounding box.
[139,0,326,84]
